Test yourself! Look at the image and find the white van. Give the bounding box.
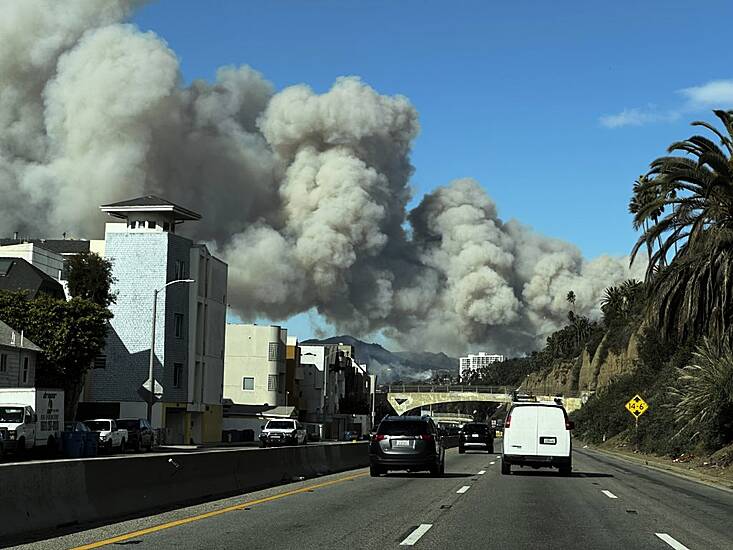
[501,401,574,475]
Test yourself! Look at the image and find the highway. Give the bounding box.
[12,443,732,550]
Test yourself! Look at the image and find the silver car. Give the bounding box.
[369,415,445,477]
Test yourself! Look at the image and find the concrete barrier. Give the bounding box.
[0,441,369,542]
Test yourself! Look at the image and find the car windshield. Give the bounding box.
[266,421,294,430]
[0,407,24,423]
[464,424,488,434]
[378,421,429,436]
[86,420,111,431]
[116,420,139,430]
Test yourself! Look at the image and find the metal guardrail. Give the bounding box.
[377,384,584,399]
[378,385,512,394]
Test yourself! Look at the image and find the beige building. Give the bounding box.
[224,324,288,407]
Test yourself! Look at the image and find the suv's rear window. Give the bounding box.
[116,420,139,430]
[378,421,429,436]
[463,424,488,434]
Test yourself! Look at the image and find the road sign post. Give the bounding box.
[624,394,648,452]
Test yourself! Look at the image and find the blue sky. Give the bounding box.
[133,0,733,342]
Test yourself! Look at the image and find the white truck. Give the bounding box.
[0,388,64,455]
[85,419,128,453]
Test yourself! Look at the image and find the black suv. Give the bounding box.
[369,416,445,477]
[116,418,154,452]
[459,422,494,454]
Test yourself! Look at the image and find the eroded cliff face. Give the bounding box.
[524,330,640,395]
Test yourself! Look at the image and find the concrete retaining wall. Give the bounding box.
[0,442,369,541]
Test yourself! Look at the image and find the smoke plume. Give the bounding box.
[0,1,645,356]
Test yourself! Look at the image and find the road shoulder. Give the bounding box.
[577,445,733,493]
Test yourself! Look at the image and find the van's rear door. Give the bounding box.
[537,406,569,457]
[504,405,538,457]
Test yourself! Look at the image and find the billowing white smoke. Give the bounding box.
[0,1,645,356]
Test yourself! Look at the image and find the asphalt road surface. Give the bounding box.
[12,442,732,550]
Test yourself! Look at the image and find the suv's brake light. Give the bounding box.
[505,414,511,429]
[373,434,385,441]
[420,434,434,442]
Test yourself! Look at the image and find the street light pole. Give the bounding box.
[147,278,195,424]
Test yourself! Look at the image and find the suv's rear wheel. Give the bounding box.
[501,459,511,475]
[458,445,465,454]
[369,464,383,477]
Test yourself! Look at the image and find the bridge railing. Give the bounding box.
[379,384,513,394]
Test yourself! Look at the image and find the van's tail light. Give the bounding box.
[505,415,511,429]
[372,434,385,442]
[420,434,434,442]
[565,419,575,430]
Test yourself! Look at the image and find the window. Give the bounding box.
[163,222,170,232]
[243,377,255,391]
[173,363,183,388]
[174,260,187,280]
[93,354,106,369]
[268,342,284,362]
[174,313,185,339]
[268,374,278,392]
[148,220,156,229]
[22,357,29,383]
[0,354,6,373]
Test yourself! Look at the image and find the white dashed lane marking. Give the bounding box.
[456,486,471,494]
[477,470,486,475]
[655,533,690,550]
[400,524,432,546]
[489,461,495,465]
[601,490,618,499]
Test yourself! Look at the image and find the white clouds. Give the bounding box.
[600,78,733,129]
[599,107,678,129]
[678,79,733,108]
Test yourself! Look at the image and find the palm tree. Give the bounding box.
[670,336,733,446]
[630,110,733,342]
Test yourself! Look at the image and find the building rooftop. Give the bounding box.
[0,318,42,352]
[100,195,202,221]
[0,239,90,254]
[0,257,65,300]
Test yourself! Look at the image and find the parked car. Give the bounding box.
[369,415,445,477]
[116,418,154,452]
[459,422,494,454]
[0,427,6,459]
[259,419,307,447]
[85,419,128,453]
[0,388,64,456]
[501,401,574,475]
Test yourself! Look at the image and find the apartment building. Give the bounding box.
[79,196,227,444]
[459,352,505,380]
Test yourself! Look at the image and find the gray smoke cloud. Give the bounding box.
[0,1,645,357]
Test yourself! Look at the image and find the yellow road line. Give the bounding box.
[73,471,368,549]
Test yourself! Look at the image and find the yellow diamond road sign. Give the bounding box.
[625,394,649,418]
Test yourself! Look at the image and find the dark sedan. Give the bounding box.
[459,422,494,453]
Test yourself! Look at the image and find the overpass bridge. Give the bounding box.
[379,384,586,416]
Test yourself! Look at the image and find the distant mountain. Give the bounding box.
[300,335,458,383]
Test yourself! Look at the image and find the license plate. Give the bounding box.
[271,434,281,438]
[394,440,411,447]
[471,434,480,438]
[540,437,556,445]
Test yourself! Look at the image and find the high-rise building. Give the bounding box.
[459,352,505,380]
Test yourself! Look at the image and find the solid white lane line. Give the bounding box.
[655,533,690,550]
[456,485,471,494]
[601,490,618,499]
[489,461,495,465]
[478,470,486,475]
[400,524,432,546]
